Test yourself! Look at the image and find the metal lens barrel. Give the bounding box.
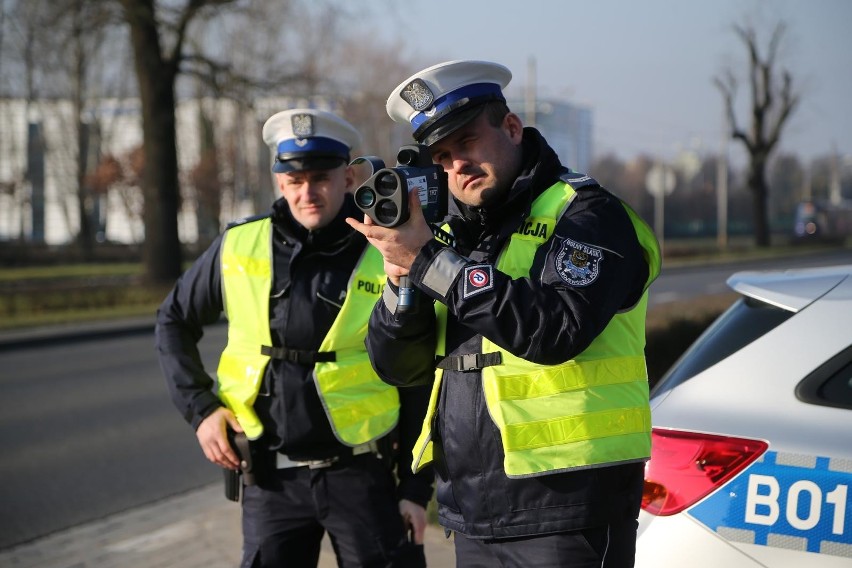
[396,147,419,166]
[372,171,402,226]
[354,186,376,209]
[375,171,399,196]
[375,200,400,226]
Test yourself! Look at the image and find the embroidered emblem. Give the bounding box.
[463,265,494,298]
[291,113,314,138]
[400,79,435,112]
[555,238,603,286]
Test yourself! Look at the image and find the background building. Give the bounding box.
[0,96,341,246]
[508,97,593,174]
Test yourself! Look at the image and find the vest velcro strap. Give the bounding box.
[436,352,502,372]
[261,345,336,364]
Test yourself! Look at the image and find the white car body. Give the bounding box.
[636,264,852,567]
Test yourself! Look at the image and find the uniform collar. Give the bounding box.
[271,194,362,249]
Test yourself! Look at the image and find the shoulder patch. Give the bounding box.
[462,264,494,299]
[225,212,270,230]
[559,170,599,191]
[555,238,603,286]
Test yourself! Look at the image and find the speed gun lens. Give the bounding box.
[355,187,376,209]
[375,172,399,196]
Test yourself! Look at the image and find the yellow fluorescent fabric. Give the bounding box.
[412,179,661,477]
[217,217,274,440]
[314,245,400,446]
[218,220,399,445]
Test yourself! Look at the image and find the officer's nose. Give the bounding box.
[452,154,475,174]
[301,182,320,199]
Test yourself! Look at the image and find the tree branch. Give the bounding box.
[167,0,236,73]
[767,69,800,145]
[714,71,753,153]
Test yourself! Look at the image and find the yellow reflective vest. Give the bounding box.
[216,217,399,444]
[413,180,661,478]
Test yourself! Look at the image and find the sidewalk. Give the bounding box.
[0,482,456,568]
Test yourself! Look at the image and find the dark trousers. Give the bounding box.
[240,453,409,568]
[453,519,639,568]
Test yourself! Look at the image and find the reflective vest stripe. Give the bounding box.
[503,432,654,477]
[485,355,648,400]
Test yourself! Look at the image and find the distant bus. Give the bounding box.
[792,199,852,244]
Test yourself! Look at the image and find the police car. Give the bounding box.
[636,263,852,567]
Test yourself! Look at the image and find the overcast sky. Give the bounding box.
[367,0,852,166]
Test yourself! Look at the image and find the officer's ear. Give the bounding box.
[274,173,286,195]
[502,112,523,144]
[343,164,356,192]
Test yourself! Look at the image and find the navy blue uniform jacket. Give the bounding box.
[156,195,433,506]
[366,129,651,537]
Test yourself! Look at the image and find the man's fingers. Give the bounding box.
[218,439,240,469]
[226,414,243,433]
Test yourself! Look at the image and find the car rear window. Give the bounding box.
[796,345,852,410]
[651,296,794,396]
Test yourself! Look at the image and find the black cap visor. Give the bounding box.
[272,154,348,173]
[414,93,503,146]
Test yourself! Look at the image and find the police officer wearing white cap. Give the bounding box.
[348,61,661,566]
[157,108,432,567]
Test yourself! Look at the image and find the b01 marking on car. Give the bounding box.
[688,450,852,558]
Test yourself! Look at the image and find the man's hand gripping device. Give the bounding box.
[351,144,449,312]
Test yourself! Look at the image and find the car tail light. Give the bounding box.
[642,428,768,516]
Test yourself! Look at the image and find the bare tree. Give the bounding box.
[60,0,120,255]
[115,0,337,284]
[117,0,207,283]
[1,0,125,249]
[715,21,799,247]
[189,97,222,246]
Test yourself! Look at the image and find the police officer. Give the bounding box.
[346,61,661,567]
[156,108,433,568]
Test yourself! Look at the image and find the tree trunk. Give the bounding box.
[122,0,182,285]
[139,72,182,284]
[76,121,95,257]
[749,158,771,247]
[72,1,95,259]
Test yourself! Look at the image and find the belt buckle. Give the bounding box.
[461,353,479,371]
[306,456,338,469]
[276,453,335,470]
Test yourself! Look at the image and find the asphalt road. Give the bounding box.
[1,248,849,550]
[0,324,227,550]
[648,248,852,306]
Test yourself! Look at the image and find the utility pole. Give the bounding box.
[829,143,841,205]
[716,108,728,251]
[646,162,675,257]
[525,56,537,129]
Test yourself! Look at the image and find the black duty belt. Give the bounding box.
[435,352,502,372]
[261,345,336,364]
